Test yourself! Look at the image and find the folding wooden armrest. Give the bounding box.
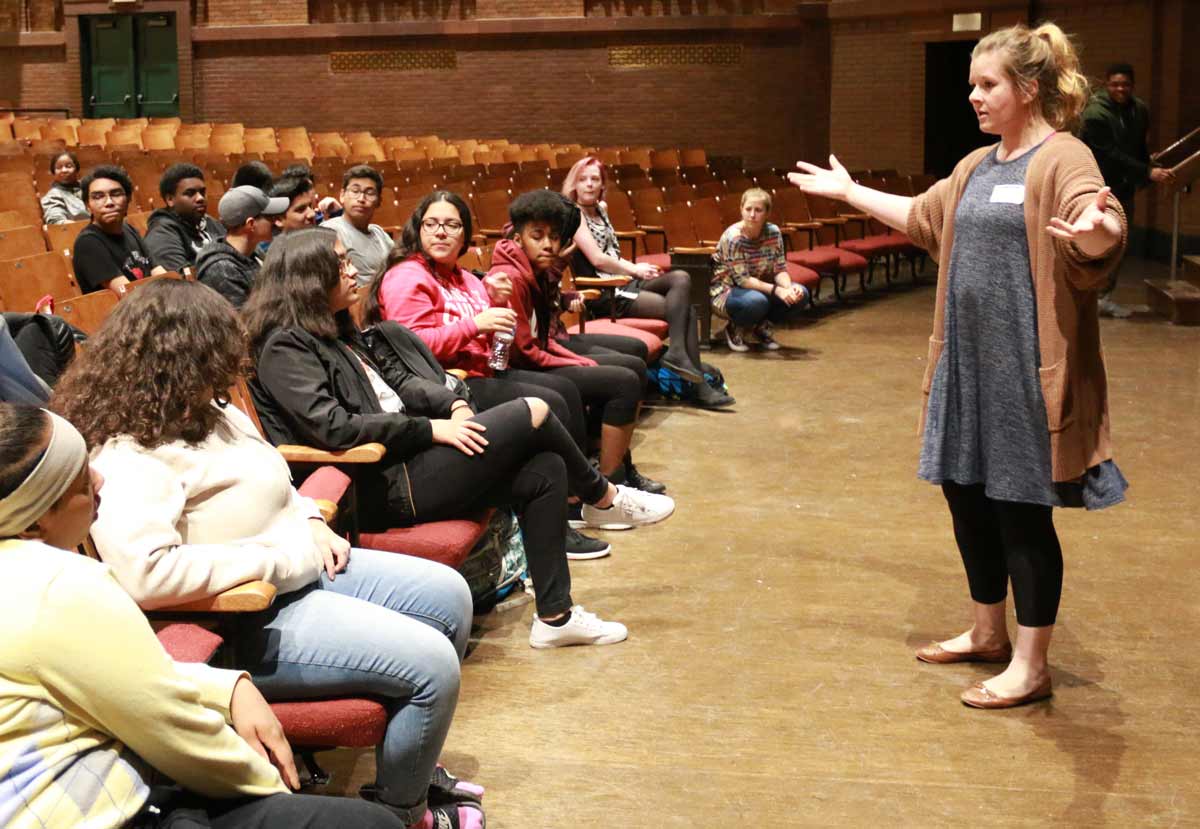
[578,289,601,301]
[615,230,646,239]
[699,238,721,247]
[840,212,870,221]
[638,225,665,233]
[162,580,278,613]
[447,369,469,380]
[275,443,387,464]
[784,221,823,230]
[815,217,848,225]
[671,245,716,255]
[575,276,631,289]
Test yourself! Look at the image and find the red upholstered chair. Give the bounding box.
[558,273,666,361]
[771,189,865,300]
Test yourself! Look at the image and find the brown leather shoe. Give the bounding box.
[961,676,1053,709]
[915,641,1012,664]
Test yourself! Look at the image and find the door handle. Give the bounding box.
[137,94,144,103]
[89,95,96,104]
[123,94,132,103]
[172,93,179,103]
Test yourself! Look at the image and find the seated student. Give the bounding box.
[52,281,484,829]
[321,164,395,283]
[0,402,406,829]
[232,160,274,191]
[144,163,227,273]
[497,190,664,493]
[563,156,734,409]
[244,228,674,645]
[362,192,621,556]
[196,185,288,308]
[72,165,167,295]
[711,187,810,352]
[283,163,342,221]
[40,151,89,224]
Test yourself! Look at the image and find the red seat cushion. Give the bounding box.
[840,236,898,258]
[360,510,492,569]
[611,317,669,338]
[815,245,869,271]
[271,698,388,748]
[156,622,223,664]
[786,248,841,272]
[784,263,820,292]
[634,253,671,269]
[565,320,664,361]
[887,231,923,255]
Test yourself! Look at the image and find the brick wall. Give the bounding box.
[0,45,71,109]
[585,0,764,15]
[207,0,305,26]
[193,27,829,169]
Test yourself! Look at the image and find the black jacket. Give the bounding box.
[195,240,259,308]
[251,326,465,460]
[251,326,467,526]
[364,320,474,409]
[143,208,227,272]
[1078,90,1152,206]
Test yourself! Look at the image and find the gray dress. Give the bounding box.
[917,144,1127,509]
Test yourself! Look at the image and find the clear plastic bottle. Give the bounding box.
[488,330,514,372]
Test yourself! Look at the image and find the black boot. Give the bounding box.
[618,450,667,494]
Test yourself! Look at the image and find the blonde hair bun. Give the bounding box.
[974,22,1090,130]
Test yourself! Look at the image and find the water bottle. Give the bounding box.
[488,329,514,372]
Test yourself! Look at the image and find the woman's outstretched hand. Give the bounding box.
[787,154,853,200]
[1046,186,1122,257]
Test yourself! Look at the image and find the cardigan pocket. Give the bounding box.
[1038,358,1073,433]
[921,337,944,395]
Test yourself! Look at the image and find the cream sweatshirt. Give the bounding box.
[0,540,286,829]
[91,404,326,609]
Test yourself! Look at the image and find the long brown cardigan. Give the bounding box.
[905,133,1127,483]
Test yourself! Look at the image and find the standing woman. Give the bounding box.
[563,157,734,408]
[40,151,89,224]
[791,23,1127,708]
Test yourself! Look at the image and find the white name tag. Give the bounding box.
[990,184,1025,205]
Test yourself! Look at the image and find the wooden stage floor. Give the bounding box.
[321,259,1199,827]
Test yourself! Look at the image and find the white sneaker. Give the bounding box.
[581,485,675,530]
[529,605,628,649]
[725,324,749,352]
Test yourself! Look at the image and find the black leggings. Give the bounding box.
[465,371,585,449]
[626,270,701,370]
[134,792,402,828]
[546,354,644,427]
[400,399,608,617]
[942,482,1064,627]
[566,331,649,364]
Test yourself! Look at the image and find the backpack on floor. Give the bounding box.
[458,510,527,611]
[646,360,728,401]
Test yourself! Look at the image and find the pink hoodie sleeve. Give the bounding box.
[379,262,482,362]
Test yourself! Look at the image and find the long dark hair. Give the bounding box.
[361,190,473,326]
[51,280,245,449]
[242,227,355,354]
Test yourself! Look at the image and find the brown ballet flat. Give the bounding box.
[961,676,1053,709]
[915,641,1013,664]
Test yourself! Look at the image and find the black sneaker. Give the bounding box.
[693,380,735,409]
[566,526,612,560]
[624,461,667,494]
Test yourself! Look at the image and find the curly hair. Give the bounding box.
[51,280,246,449]
[973,22,1090,131]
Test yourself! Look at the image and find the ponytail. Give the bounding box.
[974,22,1090,131]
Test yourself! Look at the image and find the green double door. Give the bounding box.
[82,13,179,118]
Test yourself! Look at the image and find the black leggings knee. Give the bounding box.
[942,482,1064,627]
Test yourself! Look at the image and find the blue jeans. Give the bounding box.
[724,287,808,327]
[234,549,472,819]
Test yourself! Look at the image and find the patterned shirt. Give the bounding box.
[581,205,622,276]
[710,222,788,314]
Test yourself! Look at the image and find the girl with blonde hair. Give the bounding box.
[791,23,1127,709]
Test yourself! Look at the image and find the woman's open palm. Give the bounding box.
[787,154,853,200]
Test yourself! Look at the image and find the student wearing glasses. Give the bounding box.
[72,165,167,295]
[321,164,395,284]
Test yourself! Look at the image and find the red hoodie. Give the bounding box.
[488,239,595,371]
[377,254,500,377]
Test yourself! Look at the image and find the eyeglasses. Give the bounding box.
[421,218,464,236]
[344,186,379,201]
[337,252,355,273]
[88,188,127,203]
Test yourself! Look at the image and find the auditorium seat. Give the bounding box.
[45,220,89,262]
[55,290,119,336]
[0,225,48,260]
[0,252,78,311]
